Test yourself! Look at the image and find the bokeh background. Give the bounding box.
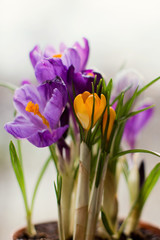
[1,0,160,239]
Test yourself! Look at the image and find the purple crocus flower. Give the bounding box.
[5,79,68,147]
[30,38,89,72]
[112,69,143,104]
[123,103,154,149]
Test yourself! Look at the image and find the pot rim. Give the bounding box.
[12,220,160,239]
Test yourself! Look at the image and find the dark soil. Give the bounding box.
[14,222,160,240]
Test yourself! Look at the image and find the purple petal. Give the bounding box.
[124,103,154,148]
[29,45,42,68]
[21,79,31,86]
[73,38,89,71]
[13,84,45,127]
[35,58,67,84]
[4,116,39,139]
[62,48,81,72]
[59,42,67,52]
[27,125,68,147]
[44,45,56,58]
[43,88,64,129]
[113,69,143,104]
[37,77,67,106]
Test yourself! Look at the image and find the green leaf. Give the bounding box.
[96,78,103,95]
[123,87,139,115]
[49,144,58,171]
[118,105,155,123]
[9,141,29,213]
[138,162,160,211]
[54,173,62,205]
[31,155,52,212]
[137,76,160,97]
[95,151,107,187]
[0,82,18,92]
[101,209,113,235]
[111,149,160,162]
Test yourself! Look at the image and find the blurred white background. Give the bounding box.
[1,0,160,239]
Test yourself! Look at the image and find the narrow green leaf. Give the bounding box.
[97,78,103,95]
[0,82,18,92]
[31,155,52,212]
[49,144,58,172]
[111,149,160,162]
[101,209,113,235]
[137,76,160,97]
[118,105,155,123]
[138,162,160,211]
[95,151,107,187]
[9,141,29,213]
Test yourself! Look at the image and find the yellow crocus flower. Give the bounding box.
[74,91,106,130]
[103,107,116,141]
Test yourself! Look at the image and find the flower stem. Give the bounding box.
[102,169,118,232]
[26,210,36,237]
[61,171,74,238]
[85,154,108,240]
[58,203,65,240]
[73,142,91,240]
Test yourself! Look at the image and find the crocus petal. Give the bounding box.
[13,84,45,128]
[74,94,90,129]
[103,107,116,141]
[21,79,31,86]
[27,125,68,148]
[43,88,64,129]
[85,93,101,120]
[35,58,67,84]
[94,94,107,124]
[73,38,89,71]
[44,45,56,58]
[37,77,67,106]
[4,116,39,139]
[62,48,81,73]
[29,45,42,68]
[124,103,154,148]
[59,42,67,52]
[112,69,143,104]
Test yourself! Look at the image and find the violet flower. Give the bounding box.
[123,103,154,149]
[112,69,143,104]
[5,79,68,147]
[30,38,89,72]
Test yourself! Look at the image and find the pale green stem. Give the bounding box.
[61,171,74,238]
[73,142,91,240]
[0,82,18,92]
[85,155,108,240]
[26,210,36,237]
[58,203,65,240]
[102,170,118,232]
[124,208,140,235]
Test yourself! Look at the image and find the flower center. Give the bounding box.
[25,101,50,128]
[52,53,62,58]
[87,72,94,77]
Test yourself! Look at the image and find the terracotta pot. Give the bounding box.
[12,221,160,240]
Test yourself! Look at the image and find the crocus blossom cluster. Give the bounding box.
[4,38,159,240]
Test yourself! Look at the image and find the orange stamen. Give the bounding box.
[53,53,62,58]
[87,72,94,77]
[25,101,50,128]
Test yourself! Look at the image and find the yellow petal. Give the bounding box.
[85,93,100,121]
[81,91,91,102]
[93,94,106,124]
[74,94,90,130]
[103,107,116,141]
